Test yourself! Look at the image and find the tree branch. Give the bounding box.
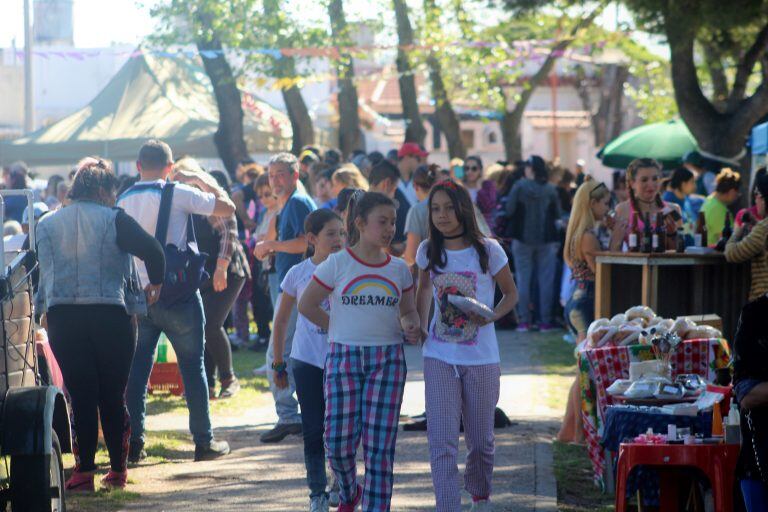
[509,5,603,120]
[727,21,768,110]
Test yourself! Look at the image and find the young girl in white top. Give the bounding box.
[299,192,421,512]
[272,209,345,512]
[415,181,518,512]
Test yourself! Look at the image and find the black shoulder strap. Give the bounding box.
[155,182,176,245]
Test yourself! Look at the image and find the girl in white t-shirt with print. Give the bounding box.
[415,181,518,512]
[299,192,421,512]
[272,209,344,512]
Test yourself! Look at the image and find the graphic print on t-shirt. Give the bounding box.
[341,274,401,307]
[433,270,478,344]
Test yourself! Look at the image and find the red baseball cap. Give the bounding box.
[397,142,429,159]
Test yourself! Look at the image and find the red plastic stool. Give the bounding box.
[148,362,185,396]
[615,443,739,512]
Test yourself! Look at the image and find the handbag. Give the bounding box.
[154,182,209,306]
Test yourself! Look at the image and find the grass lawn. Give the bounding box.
[527,331,615,512]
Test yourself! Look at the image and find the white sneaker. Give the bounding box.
[470,499,492,511]
[309,494,329,512]
[252,363,269,376]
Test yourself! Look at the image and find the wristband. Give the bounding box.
[271,361,287,373]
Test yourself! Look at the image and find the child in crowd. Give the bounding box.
[272,209,345,512]
[415,181,517,511]
[299,192,421,512]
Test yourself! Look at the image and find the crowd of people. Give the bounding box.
[4,138,766,511]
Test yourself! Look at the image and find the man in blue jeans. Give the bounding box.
[118,140,236,462]
[254,152,316,443]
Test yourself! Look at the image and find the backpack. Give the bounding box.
[154,183,209,306]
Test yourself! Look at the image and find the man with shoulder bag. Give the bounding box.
[118,140,236,463]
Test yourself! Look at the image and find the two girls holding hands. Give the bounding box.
[290,182,515,511]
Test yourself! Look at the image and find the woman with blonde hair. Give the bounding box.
[170,158,249,398]
[558,178,611,444]
[331,164,369,196]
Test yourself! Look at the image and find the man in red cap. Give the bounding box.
[397,142,428,206]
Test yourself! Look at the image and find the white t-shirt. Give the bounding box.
[415,238,508,365]
[281,258,329,369]
[117,179,216,286]
[313,248,413,346]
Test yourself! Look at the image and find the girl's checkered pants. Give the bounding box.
[324,342,406,511]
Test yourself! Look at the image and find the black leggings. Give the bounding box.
[251,260,273,339]
[47,304,135,473]
[202,273,245,385]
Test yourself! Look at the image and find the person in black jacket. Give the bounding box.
[733,295,768,511]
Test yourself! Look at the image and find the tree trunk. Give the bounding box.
[500,108,523,163]
[264,0,314,155]
[664,8,768,160]
[196,37,249,176]
[427,56,465,159]
[328,0,363,157]
[281,81,314,155]
[393,0,426,145]
[575,64,628,147]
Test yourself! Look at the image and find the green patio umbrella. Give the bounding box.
[597,119,699,170]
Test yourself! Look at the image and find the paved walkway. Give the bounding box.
[117,331,564,511]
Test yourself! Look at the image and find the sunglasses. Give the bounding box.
[589,182,608,198]
[464,165,480,171]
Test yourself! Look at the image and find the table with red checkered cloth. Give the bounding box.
[577,338,730,488]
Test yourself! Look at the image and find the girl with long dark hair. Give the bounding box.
[415,181,517,511]
[272,209,345,511]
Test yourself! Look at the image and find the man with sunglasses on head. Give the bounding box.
[253,152,317,443]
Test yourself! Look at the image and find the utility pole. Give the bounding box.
[23,0,34,133]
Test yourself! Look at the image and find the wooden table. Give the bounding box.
[595,251,750,339]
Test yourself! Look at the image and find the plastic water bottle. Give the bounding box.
[728,402,740,426]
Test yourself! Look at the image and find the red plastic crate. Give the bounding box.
[148,362,185,396]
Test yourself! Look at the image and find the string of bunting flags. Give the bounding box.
[12,37,613,62]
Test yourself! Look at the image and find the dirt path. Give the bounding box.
[72,331,566,511]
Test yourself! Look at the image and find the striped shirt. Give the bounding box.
[725,218,768,301]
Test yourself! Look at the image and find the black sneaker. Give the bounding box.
[128,440,146,465]
[194,439,231,461]
[260,423,302,443]
[218,377,241,399]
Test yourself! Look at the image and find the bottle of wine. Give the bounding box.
[654,213,666,253]
[628,213,639,252]
[642,212,653,253]
[695,211,707,247]
[675,227,686,253]
[715,212,733,252]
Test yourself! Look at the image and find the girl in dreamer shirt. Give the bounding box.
[299,192,421,512]
[415,181,517,512]
[271,209,345,512]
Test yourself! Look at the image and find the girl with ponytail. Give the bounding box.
[609,158,682,251]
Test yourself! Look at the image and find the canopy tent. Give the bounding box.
[0,51,291,166]
[597,119,699,170]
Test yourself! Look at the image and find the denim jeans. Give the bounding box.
[512,240,559,325]
[564,281,595,337]
[126,292,213,446]
[741,479,768,512]
[267,272,301,425]
[292,358,328,497]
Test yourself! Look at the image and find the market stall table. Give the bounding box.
[594,252,750,340]
[578,338,730,487]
